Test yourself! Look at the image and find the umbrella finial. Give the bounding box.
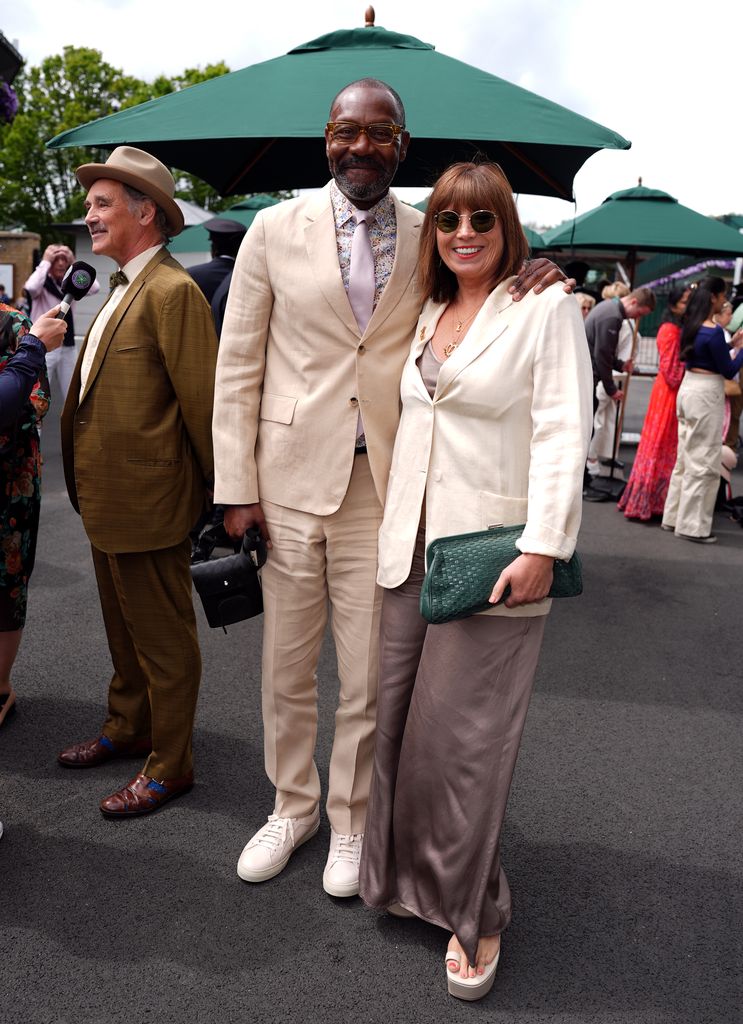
[638,176,642,186]
[365,5,375,26]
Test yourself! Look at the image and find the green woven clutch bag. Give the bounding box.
[419,525,583,625]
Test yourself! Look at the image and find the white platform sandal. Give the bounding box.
[445,946,500,1001]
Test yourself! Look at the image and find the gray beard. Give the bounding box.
[334,167,394,203]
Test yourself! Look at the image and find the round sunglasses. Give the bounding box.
[434,210,498,234]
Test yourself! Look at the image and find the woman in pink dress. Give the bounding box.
[618,285,691,520]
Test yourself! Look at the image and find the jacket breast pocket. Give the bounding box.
[109,341,160,364]
[259,394,297,425]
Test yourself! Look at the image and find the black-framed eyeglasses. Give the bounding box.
[326,121,405,146]
[434,210,498,234]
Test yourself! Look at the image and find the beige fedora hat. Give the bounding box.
[76,146,184,236]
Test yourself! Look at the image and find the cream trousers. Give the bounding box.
[662,373,724,538]
[259,454,383,834]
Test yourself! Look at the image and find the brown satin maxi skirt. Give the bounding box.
[359,533,547,966]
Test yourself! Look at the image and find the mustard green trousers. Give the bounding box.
[91,538,201,779]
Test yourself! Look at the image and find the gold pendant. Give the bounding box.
[444,341,458,358]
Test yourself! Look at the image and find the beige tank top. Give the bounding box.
[416,340,444,398]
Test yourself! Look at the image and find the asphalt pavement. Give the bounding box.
[2,401,742,1024]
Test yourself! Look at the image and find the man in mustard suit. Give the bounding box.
[214,79,567,892]
[57,148,218,817]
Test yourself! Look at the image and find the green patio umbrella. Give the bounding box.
[412,196,546,250]
[543,186,743,257]
[169,194,281,253]
[47,17,629,200]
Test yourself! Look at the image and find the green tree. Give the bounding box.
[0,48,251,233]
[0,47,146,233]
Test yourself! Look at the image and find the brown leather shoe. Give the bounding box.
[57,735,152,769]
[99,772,194,818]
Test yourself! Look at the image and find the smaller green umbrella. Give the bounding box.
[412,196,545,250]
[169,194,280,254]
[543,186,743,257]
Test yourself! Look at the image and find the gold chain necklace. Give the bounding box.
[443,302,481,358]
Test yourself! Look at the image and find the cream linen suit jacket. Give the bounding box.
[376,278,594,617]
[213,183,424,513]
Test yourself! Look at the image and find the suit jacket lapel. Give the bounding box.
[364,195,421,337]
[436,281,515,397]
[80,248,169,402]
[303,185,423,342]
[304,184,359,337]
[409,300,446,404]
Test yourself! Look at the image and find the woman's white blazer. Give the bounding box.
[376,277,594,617]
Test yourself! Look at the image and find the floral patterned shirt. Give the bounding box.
[330,181,397,311]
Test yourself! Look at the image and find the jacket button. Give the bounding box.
[349,397,358,406]
[358,344,366,354]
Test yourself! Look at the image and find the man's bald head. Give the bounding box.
[328,78,406,126]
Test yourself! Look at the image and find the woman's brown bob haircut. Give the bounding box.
[418,162,529,304]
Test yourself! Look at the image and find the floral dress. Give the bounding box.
[618,321,685,520]
[0,303,50,630]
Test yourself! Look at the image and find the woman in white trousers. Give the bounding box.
[662,277,743,543]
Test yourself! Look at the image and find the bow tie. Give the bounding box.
[109,270,128,289]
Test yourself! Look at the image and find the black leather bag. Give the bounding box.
[190,527,268,630]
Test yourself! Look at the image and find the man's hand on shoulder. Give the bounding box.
[510,258,576,301]
[223,503,272,548]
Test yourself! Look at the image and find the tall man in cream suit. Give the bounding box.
[57,148,217,817]
[214,79,567,895]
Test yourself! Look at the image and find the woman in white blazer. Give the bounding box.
[359,163,593,1001]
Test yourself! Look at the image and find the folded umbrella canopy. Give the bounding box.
[47,17,629,199]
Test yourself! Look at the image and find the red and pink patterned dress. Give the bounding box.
[618,322,685,520]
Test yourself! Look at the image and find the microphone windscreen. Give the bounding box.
[60,261,97,301]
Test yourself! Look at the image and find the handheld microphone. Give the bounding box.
[56,261,97,319]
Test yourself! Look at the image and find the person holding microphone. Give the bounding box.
[0,302,66,734]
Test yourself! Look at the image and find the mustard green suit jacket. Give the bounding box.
[61,249,217,554]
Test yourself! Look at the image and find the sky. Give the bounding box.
[5,0,743,230]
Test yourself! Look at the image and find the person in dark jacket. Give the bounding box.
[582,286,655,501]
[187,218,247,304]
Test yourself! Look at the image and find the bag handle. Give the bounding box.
[241,527,268,569]
[192,523,268,568]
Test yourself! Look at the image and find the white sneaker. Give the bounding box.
[322,829,364,897]
[236,809,319,883]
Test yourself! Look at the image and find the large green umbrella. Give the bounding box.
[169,194,281,253]
[47,18,629,200]
[543,186,743,257]
[412,196,546,250]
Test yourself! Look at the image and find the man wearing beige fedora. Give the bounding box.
[57,147,218,817]
[213,78,571,894]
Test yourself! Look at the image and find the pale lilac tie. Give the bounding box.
[348,210,375,333]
